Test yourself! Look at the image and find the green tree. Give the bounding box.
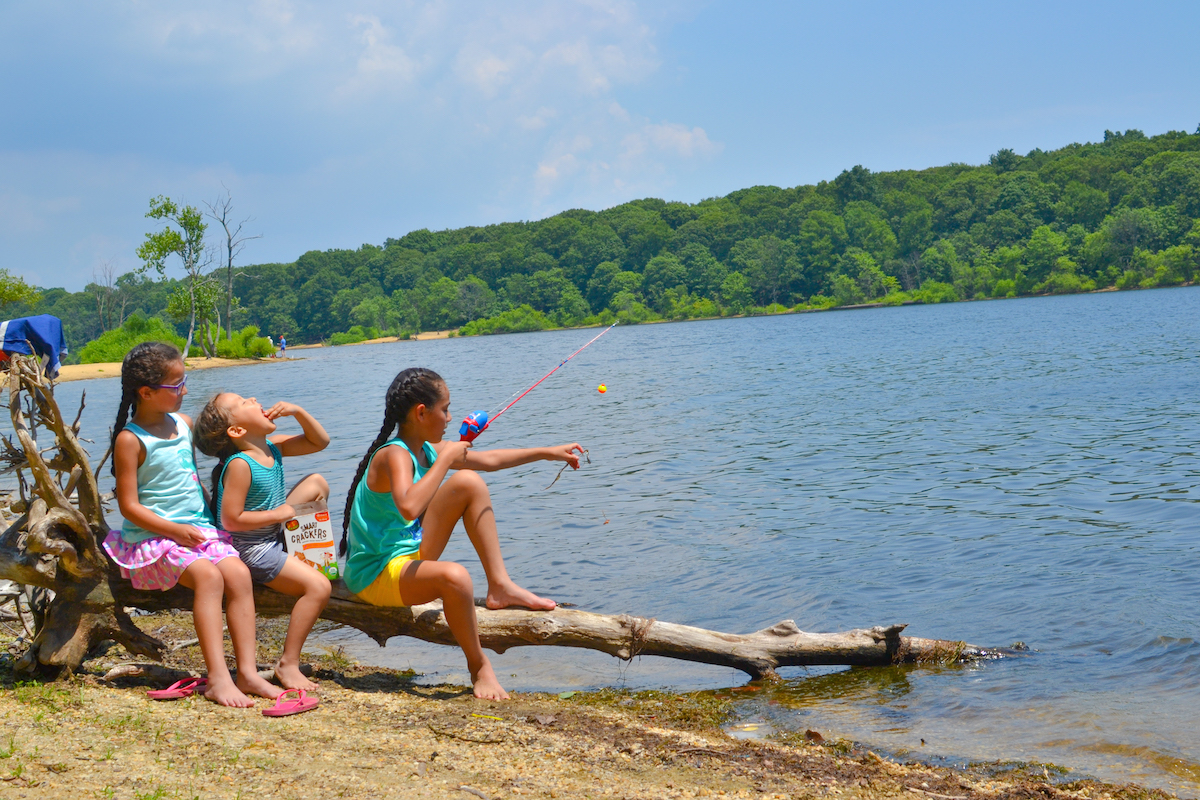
[837,250,898,302]
[586,261,622,310]
[137,195,208,356]
[676,243,727,299]
[1023,226,1069,287]
[796,211,849,295]
[607,271,644,307]
[1053,182,1109,229]
[720,272,752,314]
[834,165,879,206]
[920,240,963,285]
[0,269,40,312]
[560,223,625,288]
[455,276,496,322]
[641,253,688,311]
[352,295,399,332]
[729,235,799,306]
[843,202,898,263]
[420,276,461,330]
[166,278,221,356]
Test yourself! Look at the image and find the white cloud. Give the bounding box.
[518,107,559,131]
[0,1,720,289]
[645,122,722,158]
[339,14,418,97]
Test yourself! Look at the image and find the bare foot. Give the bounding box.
[236,671,284,700]
[203,677,255,708]
[471,660,509,701]
[486,581,555,611]
[275,660,319,693]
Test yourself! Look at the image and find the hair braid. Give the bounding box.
[340,367,444,556]
[109,341,182,475]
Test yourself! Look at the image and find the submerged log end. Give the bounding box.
[896,636,1015,665]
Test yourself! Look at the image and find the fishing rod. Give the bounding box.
[459,320,619,442]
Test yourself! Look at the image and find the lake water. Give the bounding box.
[51,286,1200,794]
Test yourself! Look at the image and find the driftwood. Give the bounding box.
[0,354,1006,680]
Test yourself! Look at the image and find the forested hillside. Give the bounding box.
[25,127,1200,358]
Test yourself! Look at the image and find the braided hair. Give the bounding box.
[110,342,183,475]
[340,367,445,555]
[192,393,239,522]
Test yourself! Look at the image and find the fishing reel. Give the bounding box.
[459,410,489,442]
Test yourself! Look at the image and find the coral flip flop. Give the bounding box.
[146,677,208,701]
[262,688,319,717]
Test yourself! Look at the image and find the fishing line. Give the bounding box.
[544,449,589,490]
[459,320,618,443]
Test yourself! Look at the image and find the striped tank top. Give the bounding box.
[216,441,287,541]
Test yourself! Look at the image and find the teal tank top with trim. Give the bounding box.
[344,438,436,595]
[119,413,214,544]
[216,441,287,540]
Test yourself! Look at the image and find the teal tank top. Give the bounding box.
[344,439,436,594]
[216,441,287,540]
[120,413,214,544]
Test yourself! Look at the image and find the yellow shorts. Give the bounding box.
[355,553,421,607]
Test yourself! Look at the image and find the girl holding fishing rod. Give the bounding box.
[341,367,583,700]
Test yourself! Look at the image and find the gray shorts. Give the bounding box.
[230,528,288,584]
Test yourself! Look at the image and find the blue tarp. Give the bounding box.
[0,315,68,379]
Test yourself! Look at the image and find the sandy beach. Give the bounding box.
[340,329,458,346]
[53,357,293,384]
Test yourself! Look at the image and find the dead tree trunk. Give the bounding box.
[0,355,1007,680]
[1,356,167,676]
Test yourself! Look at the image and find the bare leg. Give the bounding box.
[286,473,329,505]
[264,558,331,692]
[398,559,508,700]
[178,560,252,708]
[420,470,555,610]
[218,557,282,700]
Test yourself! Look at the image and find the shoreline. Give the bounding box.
[53,356,295,384]
[0,612,1176,800]
[54,285,1197,379]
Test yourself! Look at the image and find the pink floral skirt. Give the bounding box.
[103,527,239,591]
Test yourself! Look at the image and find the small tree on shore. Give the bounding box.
[204,190,260,341]
[0,268,40,313]
[136,196,208,357]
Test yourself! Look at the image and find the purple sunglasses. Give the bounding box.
[151,374,187,393]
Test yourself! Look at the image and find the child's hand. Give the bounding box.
[277,504,296,523]
[442,440,473,467]
[265,402,303,420]
[552,443,585,469]
[172,524,208,547]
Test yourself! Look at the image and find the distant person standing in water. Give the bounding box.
[279,336,287,358]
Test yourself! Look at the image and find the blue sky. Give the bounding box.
[3,1,1199,291]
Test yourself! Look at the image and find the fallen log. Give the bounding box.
[0,354,1008,680]
[117,581,1007,680]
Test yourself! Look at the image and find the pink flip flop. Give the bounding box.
[146,677,208,701]
[262,688,319,717]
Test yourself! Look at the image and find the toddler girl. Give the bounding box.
[106,342,280,707]
[194,393,332,693]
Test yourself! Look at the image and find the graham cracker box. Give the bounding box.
[284,500,340,581]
